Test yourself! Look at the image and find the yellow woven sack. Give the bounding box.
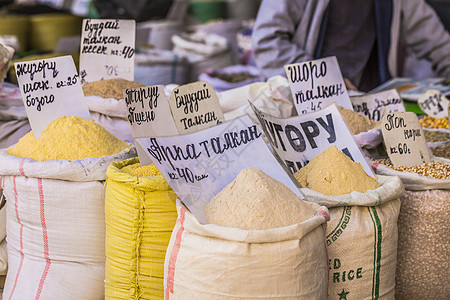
[105,157,177,300]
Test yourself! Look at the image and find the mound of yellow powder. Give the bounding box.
[204,167,315,230]
[338,106,380,135]
[294,146,379,196]
[8,116,128,161]
[82,78,146,100]
[121,163,161,177]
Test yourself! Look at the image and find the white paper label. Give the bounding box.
[417,89,449,119]
[251,102,374,176]
[15,55,90,139]
[136,115,303,223]
[351,89,406,121]
[381,112,430,167]
[124,85,178,166]
[284,56,353,115]
[169,81,225,134]
[80,19,135,84]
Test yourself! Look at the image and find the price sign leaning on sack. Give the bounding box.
[250,102,374,177]
[136,115,303,223]
[124,85,178,166]
[15,55,90,139]
[381,112,430,167]
[168,80,225,134]
[350,89,406,121]
[284,56,353,115]
[417,89,449,119]
[79,19,135,84]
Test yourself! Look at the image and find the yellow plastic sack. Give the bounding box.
[105,157,177,300]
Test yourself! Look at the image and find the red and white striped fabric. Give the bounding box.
[0,148,135,300]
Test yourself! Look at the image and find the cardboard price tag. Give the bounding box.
[169,81,225,134]
[350,89,405,121]
[14,55,90,139]
[381,112,430,167]
[136,115,303,223]
[417,89,449,119]
[284,56,353,115]
[124,85,178,166]
[250,102,374,177]
[79,19,135,84]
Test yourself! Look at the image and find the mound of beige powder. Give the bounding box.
[294,146,379,196]
[82,78,146,100]
[204,167,315,230]
[8,116,129,161]
[338,106,380,135]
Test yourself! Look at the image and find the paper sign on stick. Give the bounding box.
[250,102,374,177]
[417,89,449,119]
[350,89,405,121]
[168,81,225,134]
[136,115,303,223]
[284,56,353,115]
[15,55,90,139]
[124,85,178,166]
[381,112,430,167]
[80,19,135,84]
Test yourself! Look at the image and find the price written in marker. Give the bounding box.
[79,19,136,83]
[381,112,430,167]
[284,56,353,115]
[14,55,90,139]
[124,85,178,166]
[417,89,449,119]
[350,89,405,121]
[168,81,225,134]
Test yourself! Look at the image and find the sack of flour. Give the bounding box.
[164,196,330,299]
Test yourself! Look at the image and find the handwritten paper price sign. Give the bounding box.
[168,80,225,134]
[136,115,302,223]
[381,112,430,167]
[351,89,405,121]
[417,89,449,119]
[15,55,90,138]
[284,56,353,115]
[124,85,178,166]
[250,102,374,176]
[80,19,135,84]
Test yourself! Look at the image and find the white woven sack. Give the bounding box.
[371,157,450,190]
[83,95,132,143]
[300,175,404,300]
[221,75,294,122]
[0,149,136,300]
[164,199,330,300]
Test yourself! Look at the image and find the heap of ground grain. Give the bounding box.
[82,78,146,100]
[294,145,380,195]
[8,116,128,161]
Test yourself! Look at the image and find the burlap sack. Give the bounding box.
[300,175,404,300]
[164,199,330,299]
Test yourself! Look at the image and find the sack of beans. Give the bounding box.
[0,116,135,300]
[165,168,330,299]
[104,157,177,300]
[372,157,450,300]
[294,146,404,299]
[82,78,147,143]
